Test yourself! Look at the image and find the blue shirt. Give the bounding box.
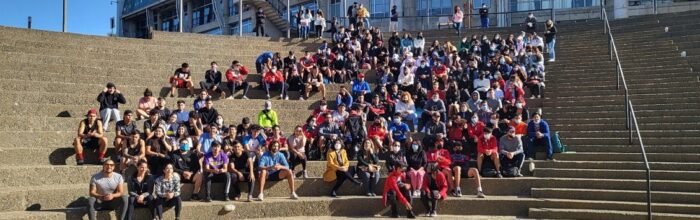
[198,132,222,154]
[389,122,410,141]
[258,151,289,173]
[256,52,274,64]
[351,80,371,95]
[242,134,267,152]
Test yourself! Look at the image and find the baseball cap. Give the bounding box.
[86,108,97,116]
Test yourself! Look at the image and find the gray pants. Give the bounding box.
[100,108,121,132]
[88,195,128,220]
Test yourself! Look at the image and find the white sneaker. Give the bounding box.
[284,96,289,100]
[529,161,536,172]
[243,96,249,100]
[290,192,299,199]
[226,96,234,100]
[266,94,271,99]
[280,94,284,100]
[547,59,555,62]
[299,97,305,100]
[302,170,308,179]
[257,193,264,201]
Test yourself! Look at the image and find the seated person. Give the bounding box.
[287,126,308,178]
[120,130,146,173]
[257,101,279,130]
[145,127,173,176]
[477,127,503,178]
[202,142,231,202]
[395,92,418,131]
[357,140,381,196]
[406,139,427,197]
[388,113,411,146]
[74,108,109,165]
[449,143,468,197]
[114,110,137,154]
[169,63,195,98]
[257,141,299,201]
[421,163,448,217]
[317,113,342,159]
[136,89,157,120]
[200,61,226,99]
[225,60,250,100]
[87,159,128,220]
[351,73,371,98]
[426,142,485,198]
[324,140,361,197]
[126,161,154,220]
[229,142,256,202]
[171,139,202,200]
[382,163,416,218]
[303,66,326,100]
[143,109,165,139]
[262,67,289,100]
[500,126,525,177]
[154,164,182,219]
[527,112,554,161]
[367,117,387,152]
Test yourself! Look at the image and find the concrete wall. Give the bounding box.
[627,1,700,17]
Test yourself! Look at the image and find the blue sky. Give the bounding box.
[0,0,116,36]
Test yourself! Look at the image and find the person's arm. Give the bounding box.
[154,178,165,198]
[541,121,550,138]
[271,111,279,126]
[527,122,536,137]
[326,151,341,170]
[438,173,449,196]
[515,138,524,155]
[172,175,182,197]
[112,178,125,198]
[96,92,105,103]
[127,177,138,197]
[89,180,101,198]
[143,176,153,198]
[117,93,127,104]
[93,121,105,138]
[137,140,147,159]
[77,121,86,138]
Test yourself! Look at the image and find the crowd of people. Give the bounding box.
[80,7,558,219]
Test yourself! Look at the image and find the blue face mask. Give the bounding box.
[180,143,190,152]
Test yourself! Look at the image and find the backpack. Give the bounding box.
[480,157,498,177]
[552,131,567,153]
[346,115,366,140]
[501,164,520,177]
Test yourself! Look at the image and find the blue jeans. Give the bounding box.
[453,22,462,36]
[527,136,554,160]
[363,18,371,29]
[547,39,556,60]
[300,25,309,39]
[481,17,489,29]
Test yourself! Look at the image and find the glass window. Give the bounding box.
[123,0,159,15]
[417,0,452,16]
[329,0,342,19]
[205,28,222,35]
[371,0,390,17]
[192,10,201,26]
[509,0,599,12]
[231,18,253,34]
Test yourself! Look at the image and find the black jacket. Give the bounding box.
[128,174,154,198]
[204,70,222,85]
[96,92,126,110]
[198,107,219,125]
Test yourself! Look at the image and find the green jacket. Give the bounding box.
[257,110,278,128]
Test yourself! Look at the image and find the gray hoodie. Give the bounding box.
[499,135,523,155]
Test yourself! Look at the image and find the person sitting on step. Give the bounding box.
[136,89,156,120]
[526,112,555,161]
[225,60,250,100]
[200,61,226,99]
[170,138,203,201]
[169,63,195,98]
[499,126,525,177]
[356,139,381,197]
[87,159,129,220]
[477,127,503,178]
[257,140,299,201]
[262,66,289,100]
[120,130,146,173]
[154,163,182,220]
[324,140,362,197]
[126,161,154,220]
[202,141,231,202]
[228,142,256,202]
[74,108,109,165]
[382,162,416,218]
[421,163,448,217]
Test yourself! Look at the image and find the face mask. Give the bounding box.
[484,134,492,139]
[421,64,426,68]
[514,119,522,124]
[500,58,506,65]
[533,119,541,124]
[432,97,439,102]
[412,144,419,152]
[334,143,342,150]
[393,118,401,124]
[482,106,489,111]
[490,119,498,125]
[516,103,523,109]
[527,52,533,56]
[471,117,479,124]
[180,143,190,152]
[216,119,223,125]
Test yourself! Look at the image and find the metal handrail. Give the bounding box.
[601,7,653,220]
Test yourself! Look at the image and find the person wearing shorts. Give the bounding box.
[169,63,195,98]
[257,141,298,201]
[120,130,146,173]
[74,108,109,165]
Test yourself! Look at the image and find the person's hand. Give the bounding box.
[115,89,121,94]
[406,203,413,210]
[473,137,479,142]
[485,150,492,156]
[536,132,543,138]
[167,192,174,200]
[237,171,244,181]
[102,194,113,201]
[249,173,256,182]
[137,195,145,204]
[507,152,514,159]
[435,193,442,200]
[183,171,192,179]
[103,87,108,93]
[339,167,348,172]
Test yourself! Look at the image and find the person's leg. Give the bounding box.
[100,109,111,132]
[332,170,347,193]
[127,196,136,220]
[223,172,232,198]
[204,172,213,200]
[407,170,419,191]
[199,81,207,91]
[230,172,241,197]
[542,136,554,159]
[476,153,484,172]
[420,191,431,213]
[442,169,454,191]
[453,166,462,191]
[278,169,296,195]
[98,137,108,161]
[154,197,164,219]
[258,170,267,195]
[170,81,178,97]
[87,197,98,220]
[467,167,484,195]
[491,153,502,172]
[264,82,271,97]
[173,196,182,218]
[186,81,195,97]
[416,169,425,192]
[282,82,289,98]
[193,172,203,197]
[359,170,371,194]
[118,195,128,220]
[515,153,525,171]
[387,190,399,217]
[526,137,536,159]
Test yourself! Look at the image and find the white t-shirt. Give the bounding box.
[90,172,124,196]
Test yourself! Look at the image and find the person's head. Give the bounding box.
[205,99,214,109]
[324,113,334,124]
[123,110,134,122]
[102,159,116,174]
[452,142,463,152]
[153,127,165,138]
[391,141,401,153]
[106,82,116,93]
[157,97,166,108]
[264,100,272,110]
[227,125,237,136]
[210,61,218,70]
[400,91,412,103]
[507,126,516,138]
[130,130,141,142]
[143,89,153,97]
[199,90,209,98]
[215,115,224,126]
[251,125,262,136]
[358,73,365,81]
[432,112,441,122]
[212,141,222,155]
[163,163,174,177]
[135,161,148,176]
[393,113,403,125]
[179,138,191,152]
[482,3,487,8]
[333,140,344,151]
[306,116,317,126]
[470,113,479,124]
[149,109,159,121]
[177,100,186,110]
[362,139,374,151]
[231,60,241,68]
[528,13,534,18]
[269,141,281,153]
[411,140,421,152]
[454,6,461,12]
[483,127,493,139]
[181,63,190,72]
[209,125,219,135]
[514,114,523,123]
[167,113,177,124]
[490,113,500,125]
[532,112,541,123]
[338,103,346,112]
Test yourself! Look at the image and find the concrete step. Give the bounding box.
[547,116,700,124]
[0,211,64,220]
[531,188,700,204]
[543,96,700,106]
[565,145,700,154]
[546,109,700,118]
[552,152,700,162]
[551,91,700,100]
[556,130,700,138]
[534,160,700,171]
[529,208,700,220]
[544,103,700,113]
[551,122,700,131]
[562,137,700,145]
[534,168,700,181]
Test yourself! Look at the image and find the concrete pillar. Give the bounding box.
[222,0,230,35]
[178,0,184,32]
[186,0,193,32]
[156,12,163,31]
[63,0,67,32]
[613,0,628,19]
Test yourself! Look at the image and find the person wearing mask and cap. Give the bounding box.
[420,163,447,217]
[500,126,525,177]
[423,112,447,144]
[527,112,554,161]
[255,8,266,36]
[324,139,362,197]
[262,66,289,100]
[382,162,416,218]
[97,82,126,132]
[258,100,279,131]
[351,73,371,99]
[74,108,109,165]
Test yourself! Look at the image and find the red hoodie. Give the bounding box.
[466,121,486,141]
[225,66,249,82]
[263,69,284,84]
[382,170,410,207]
[477,134,498,154]
[422,172,448,200]
[426,149,451,169]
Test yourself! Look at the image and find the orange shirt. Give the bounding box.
[509,121,527,136]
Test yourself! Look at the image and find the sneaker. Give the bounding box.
[76,159,84,165]
[527,157,534,161]
[476,191,486,198]
[204,197,212,202]
[496,173,503,178]
[280,94,284,100]
[191,194,200,201]
[266,94,271,99]
[302,170,308,179]
[425,212,432,217]
[224,197,230,202]
[366,193,373,197]
[290,192,299,200]
[529,161,536,172]
[299,96,305,100]
[330,191,338,198]
[242,96,249,100]
[257,193,264,201]
[517,173,524,177]
[546,158,557,162]
[455,188,462,197]
[284,96,289,100]
[407,210,416,219]
[431,211,438,217]
[226,96,234,100]
[371,193,377,197]
[247,195,253,202]
[547,59,555,62]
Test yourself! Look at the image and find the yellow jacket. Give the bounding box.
[357,7,369,18]
[323,149,350,182]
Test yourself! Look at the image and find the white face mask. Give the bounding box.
[421,64,426,68]
[516,103,523,109]
[432,97,439,102]
[514,118,522,124]
[484,134,492,139]
[394,118,402,124]
[533,119,541,124]
[490,119,498,125]
[471,117,479,124]
[412,144,419,152]
[334,143,342,150]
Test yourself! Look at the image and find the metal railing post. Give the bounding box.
[616,64,620,90]
[646,169,652,220]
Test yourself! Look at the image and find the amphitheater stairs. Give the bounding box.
[0,11,699,219]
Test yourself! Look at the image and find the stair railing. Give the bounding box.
[601,6,653,220]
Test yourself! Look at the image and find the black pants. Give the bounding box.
[154,196,181,219]
[230,172,255,197]
[387,187,412,216]
[528,83,543,97]
[127,195,153,220]
[420,190,440,213]
[289,151,307,171]
[255,23,265,36]
[332,169,359,192]
[315,25,323,37]
[204,172,232,199]
[227,81,249,97]
[88,196,128,220]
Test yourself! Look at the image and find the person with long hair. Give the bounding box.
[288,125,308,178]
[154,163,182,220]
[357,140,381,196]
[126,161,154,220]
[324,140,362,197]
[452,6,464,36]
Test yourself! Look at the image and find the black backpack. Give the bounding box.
[501,165,520,177]
[480,157,499,177]
[346,115,366,141]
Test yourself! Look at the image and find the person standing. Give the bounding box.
[314,11,327,39]
[525,12,537,34]
[479,3,489,29]
[87,159,128,220]
[544,19,557,62]
[97,82,126,132]
[255,9,266,36]
[452,6,464,36]
[390,5,399,32]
